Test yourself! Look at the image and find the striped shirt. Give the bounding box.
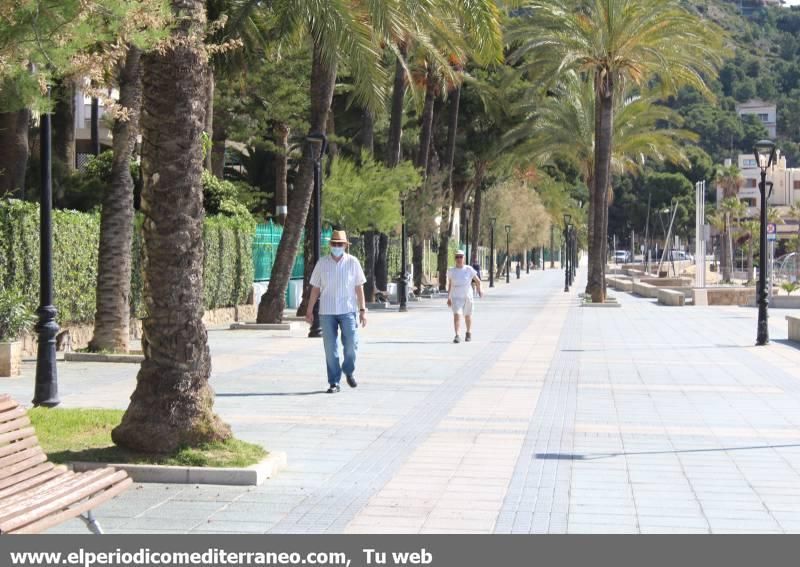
[310,253,367,315]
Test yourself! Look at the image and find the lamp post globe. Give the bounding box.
[754,139,777,346]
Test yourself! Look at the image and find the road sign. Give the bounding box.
[767,223,777,241]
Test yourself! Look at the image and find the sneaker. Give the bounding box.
[465,332,472,342]
[346,375,358,388]
[453,335,461,344]
[326,385,340,394]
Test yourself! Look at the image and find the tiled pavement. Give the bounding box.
[8,267,800,533]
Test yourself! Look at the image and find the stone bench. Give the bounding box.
[658,288,685,306]
[632,281,658,298]
[788,316,800,342]
[606,277,632,292]
[640,277,692,288]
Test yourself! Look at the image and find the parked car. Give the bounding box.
[613,250,631,263]
[669,250,693,262]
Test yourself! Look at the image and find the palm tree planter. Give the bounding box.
[0,292,34,377]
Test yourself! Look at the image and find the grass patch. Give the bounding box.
[28,407,266,468]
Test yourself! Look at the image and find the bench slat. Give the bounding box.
[0,469,130,533]
[0,408,27,429]
[0,447,44,471]
[0,465,64,501]
[0,470,77,513]
[8,476,133,534]
[0,398,18,414]
[0,461,55,492]
[0,427,36,447]
[0,436,39,460]
[0,453,47,482]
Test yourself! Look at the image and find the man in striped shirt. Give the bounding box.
[305,230,368,393]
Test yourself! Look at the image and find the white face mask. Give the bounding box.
[331,247,345,257]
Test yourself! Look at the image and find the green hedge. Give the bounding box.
[0,200,253,324]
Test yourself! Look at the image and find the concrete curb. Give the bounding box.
[65,352,144,363]
[229,322,296,331]
[70,451,287,486]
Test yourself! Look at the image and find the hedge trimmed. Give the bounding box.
[0,200,253,325]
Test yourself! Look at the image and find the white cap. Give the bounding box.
[455,250,465,256]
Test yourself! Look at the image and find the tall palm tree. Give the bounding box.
[506,71,697,291]
[88,46,142,353]
[112,0,231,453]
[256,0,397,323]
[714,166,743,283]
[509,0,724,302]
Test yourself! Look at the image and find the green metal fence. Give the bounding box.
[253,221,332,282]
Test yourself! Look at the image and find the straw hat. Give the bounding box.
[330,230,349,245]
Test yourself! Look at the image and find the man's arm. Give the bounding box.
[305,286,321,323]
[447,272,453,306]
[472,274,483,297]
[355,285,367,327]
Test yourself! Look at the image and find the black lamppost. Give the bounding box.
[33,89,60,407]
[526,248,530,274]
[505,225,511,283]
[399,198,408,312]
[563,214,571,292]
[571,227,577,282]
[306,133,327,339]
[754,139,777,346]
[90,97,100,156]
[489,217,496,288]
[550,224,555,268]
[464,204,471,266]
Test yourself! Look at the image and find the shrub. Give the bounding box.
[782,281,800,296]
[0,289,34,342]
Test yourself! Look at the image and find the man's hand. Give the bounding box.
[478,289,484,298]
[447,296,452,307]
[305,309,314,325]
[359,311,368,327]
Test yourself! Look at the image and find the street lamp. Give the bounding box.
[463,204,471,266]
[754,139,777,346]
[306,133,327,339]
[563,214,571,292]
[489,217,496,288]
[33,89,60,407]
[505,225,511,283]
[399,198,408,312]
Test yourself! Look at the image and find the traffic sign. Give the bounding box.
[767,223,777,241]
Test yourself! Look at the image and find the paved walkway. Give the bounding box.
[8,267,800,533]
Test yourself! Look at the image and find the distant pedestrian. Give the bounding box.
[305,230,367,393]
[447,250,483,343]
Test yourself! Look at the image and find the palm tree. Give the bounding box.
[112,0,231,453]
[256,1,399,323]
[714,166,743,283]
[88,46,142,353]
[506,71,697,291]
[509,0,724,302]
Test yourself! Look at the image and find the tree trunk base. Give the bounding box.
[112,364,231,453]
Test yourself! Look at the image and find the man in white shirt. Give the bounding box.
[447,250,483,343]
[305,230,368,393]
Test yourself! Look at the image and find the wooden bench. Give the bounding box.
[0,395,132,534]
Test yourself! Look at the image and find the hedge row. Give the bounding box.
[0,200,253,324]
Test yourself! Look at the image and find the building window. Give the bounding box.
[745,178,757,188]
[758,113,769,122]
[794,180,800,190]
[742,159,757,167]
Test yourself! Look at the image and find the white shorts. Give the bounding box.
[451,295,474,316]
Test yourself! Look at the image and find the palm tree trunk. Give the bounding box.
[363,231,377,302]
[471,183,483,265]
[205,69,214,171]
[257,42,336,323]
[584,173,595,289]
[376,233,389,291]
[274,122,289,224]
[52,78,76,172]
[296,204,315,318]
[437,86,460,290]
[89,46,142,354]
[360,109,374,155]
[112,0,231,453]
[411,70,436,292]
[385,49,407,168]
[588,74,614,303]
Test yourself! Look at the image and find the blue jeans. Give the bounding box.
[320,313,358,385]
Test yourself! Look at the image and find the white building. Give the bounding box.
[736,99,777,138]
[716,152,800,238]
